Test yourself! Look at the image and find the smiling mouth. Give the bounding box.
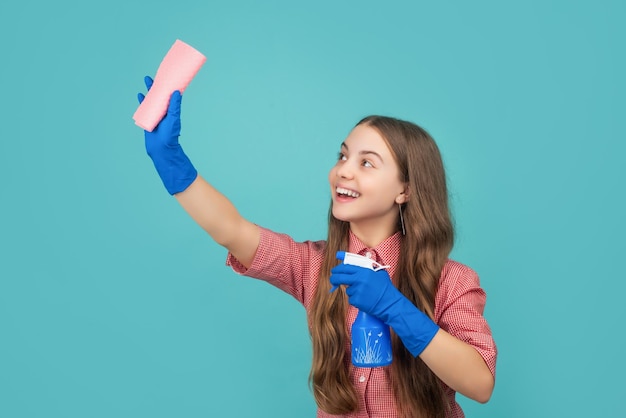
[336,187,361,198]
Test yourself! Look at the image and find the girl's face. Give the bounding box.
[328,124,407,238]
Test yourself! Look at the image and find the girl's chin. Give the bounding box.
[331,207,351,223]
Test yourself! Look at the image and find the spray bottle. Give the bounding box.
[334,251,393,367]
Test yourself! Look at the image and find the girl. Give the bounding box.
[137,77,497,418]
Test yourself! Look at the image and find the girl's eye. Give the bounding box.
[338,152,347,161]
[362,160,373,168]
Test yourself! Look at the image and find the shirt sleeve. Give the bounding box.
[226,226,325,307]
[435,261,497,377]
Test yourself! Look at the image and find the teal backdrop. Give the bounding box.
[1,1,624,417]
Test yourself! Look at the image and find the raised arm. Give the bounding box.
[174,176,259,267]
[138,77,259,267]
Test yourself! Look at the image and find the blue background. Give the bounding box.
[1,1,624,417]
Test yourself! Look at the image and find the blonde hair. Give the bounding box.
[309,116,453,418]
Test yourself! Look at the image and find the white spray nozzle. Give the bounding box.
[331,251,390,293]
[336,251,390,271]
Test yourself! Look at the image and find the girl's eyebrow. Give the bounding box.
[341,142,384,161]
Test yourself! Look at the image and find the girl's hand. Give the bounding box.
[137,76,197,195]
[330,263,399,319]
[330,263,440,357]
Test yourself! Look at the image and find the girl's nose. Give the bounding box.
[336,160,354,179]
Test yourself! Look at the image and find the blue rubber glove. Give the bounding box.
[330,263,440,357]
[137,76,197,195]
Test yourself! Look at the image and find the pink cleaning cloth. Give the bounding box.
[133,39,206,132]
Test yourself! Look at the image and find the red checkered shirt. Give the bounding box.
[227,227,497,418]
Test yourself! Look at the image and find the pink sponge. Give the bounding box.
[133,39,206,132]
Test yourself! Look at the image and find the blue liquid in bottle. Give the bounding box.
[334,251,393,367]
[351,311,392,367]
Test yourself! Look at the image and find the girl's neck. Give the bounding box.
[349,221,398,248]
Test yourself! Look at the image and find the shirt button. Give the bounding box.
[365,252,372,258]
[359,375,366,383]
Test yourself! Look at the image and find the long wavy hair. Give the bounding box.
[309,116,454,418]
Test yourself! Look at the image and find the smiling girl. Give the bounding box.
[137,79,497,418]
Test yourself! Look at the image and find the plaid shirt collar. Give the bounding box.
[347,230,402,279]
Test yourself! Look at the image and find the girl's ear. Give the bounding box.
[395,185,410,204]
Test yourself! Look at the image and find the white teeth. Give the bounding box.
[336,187,360,198]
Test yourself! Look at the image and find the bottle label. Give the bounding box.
[351,313,393,367]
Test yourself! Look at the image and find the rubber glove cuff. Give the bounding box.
[382,297,440,357]
[147,143,197,195]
